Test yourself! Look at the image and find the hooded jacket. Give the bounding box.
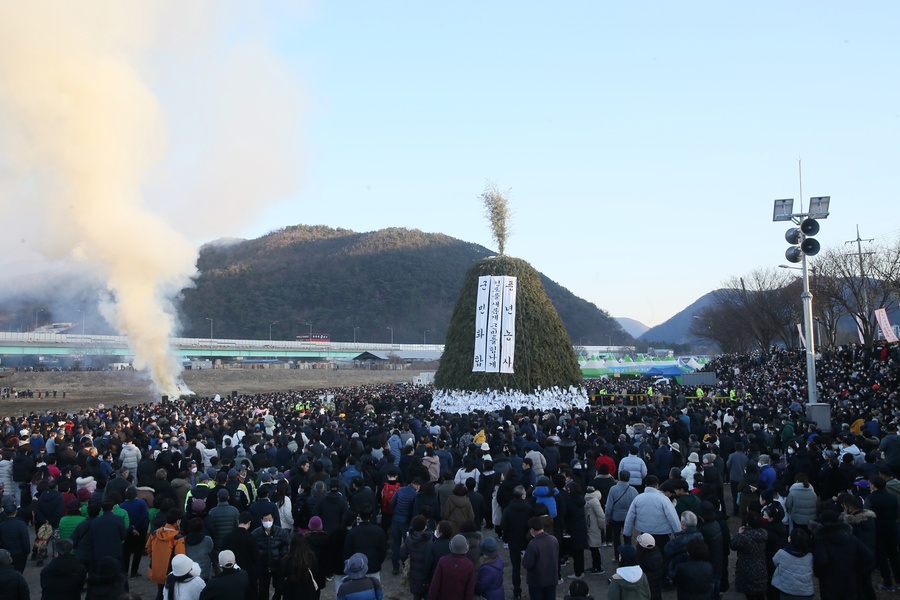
[606,566,651,600]
[146,524,186,585]
[605,480,638,523]
[584,490,606,548]
[785,482,817,525]
[813,520,874,600]
[531,486,558,519]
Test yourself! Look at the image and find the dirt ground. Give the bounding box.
[0,367,416,415]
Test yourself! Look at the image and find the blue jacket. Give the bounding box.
[391,485,418,521]
[337,576,383,600]
[532,486,558,519]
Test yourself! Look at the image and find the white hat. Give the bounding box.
[171,554,194,577]
[687,452,700,463]
[218,550,237,568]
[481,443,490,451]
[637,533,656,549]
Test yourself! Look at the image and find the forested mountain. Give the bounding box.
[179,225,632,345]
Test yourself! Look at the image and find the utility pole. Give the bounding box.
[845,225,874,343]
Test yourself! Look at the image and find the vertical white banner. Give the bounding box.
[472,277,491,371]
[854,315,866,343]
[796,323,806,349]
[875,308,900,343]
[500,276,517,373]
[485,276,503,372]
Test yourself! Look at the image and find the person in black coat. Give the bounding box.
[696,502,724,598]
[564,483,589,578]
[400,515,434,600]
[85,556,128,600]
[40,540,87,600]
[222,512,258,600]
[500,487,533,600]
[412,482,441,528]
[34,480,65,530]
[813,510,875,600]
[0,506,31,573]
[0,550,29,600]
[672,538,714,600]
[342,505,388,576]
[90,500,126,564]
[199,550,250,600]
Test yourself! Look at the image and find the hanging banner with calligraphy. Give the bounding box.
[485,276,504,372]
[472,276,491,371]
[875,308,899,343]
[499,277,517,373]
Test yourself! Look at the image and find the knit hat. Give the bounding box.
[479,537,499,557]
[0,550,11,566]
[218,550,237,568]
[344,553,368,579]
[636,533,655,549]
[308,516,323,531]
[171,554,194,577]
[449,534,469,555]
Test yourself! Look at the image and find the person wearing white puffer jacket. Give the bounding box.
[618,447,647,490]
[164,554,206,600]
[785,472,818,529]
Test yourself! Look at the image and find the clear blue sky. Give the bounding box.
[4,2,899,329]
[227,2,900,327]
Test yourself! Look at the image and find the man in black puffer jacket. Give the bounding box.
[501,487,535,600]
[251,510,290,600]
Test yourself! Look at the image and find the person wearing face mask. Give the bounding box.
[251,510,291,600]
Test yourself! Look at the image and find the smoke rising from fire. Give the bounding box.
[0,3,306,396]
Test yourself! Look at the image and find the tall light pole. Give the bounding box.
[353,326,360,343]
[76,309,85,335]
[305,322,312,339]
[205,317,213,339]
[423,329,429,344]
[387,326,393,345]
[34,307,43,331]
[774,195,830,405]
[269,321,277,341]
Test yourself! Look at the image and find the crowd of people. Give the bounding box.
[0,341,898,600]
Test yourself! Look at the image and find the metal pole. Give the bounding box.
[353,327,359,343]
[801,253,818,403]
[424,330,429,344]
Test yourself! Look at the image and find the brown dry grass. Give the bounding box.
[0,367,416,415]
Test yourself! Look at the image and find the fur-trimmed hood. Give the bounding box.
[842,509,876,525]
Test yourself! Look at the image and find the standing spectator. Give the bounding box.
[865,475,900,591]
[0,505,30,573]
[208,490,239,553]
[400,515,434,600]
[183,517,215,582]
[39,539,87,600]
[784,473,817,531]
[813,510,874,600]
[343,505,387,582]
[146,509,186,600]
[671,537,713,600]
[726,443,749,517]
[757,455,777,492]
[583,484,606,575]
[522,517,559,600]
[0,549,28,600]
[119,439,142,474]
[607,545,651,599]
[222,512,257,600]
[429,535,474,600]
[654,437,673,480]
[337,553,382,600]
[605,471,638,562]
[730,513,769,600]
[163,555,206,600]
[772,529,814,600]
[198,550,250,600]
[618,448,647,490]
[696,502,725,600]
[120,486,149,578]
[86,556,128,600]
[623,475,680,553]
[390,477,421,575]
[251,510,291,600]
[90,499,126,566]
[444,484,475,532]
[281,536,323,600]
[475,537,504,600]
[564,482,589,579]
[635,534,663,600]
[500,486,533,600]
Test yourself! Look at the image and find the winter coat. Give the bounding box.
[413,491,441,523]
[315,492,350,533]
[697,519,724,578]
[251,525,291,573]
[40,553,87,600]
[672,558,714,600]
[636,546,664,600]
[522,531,559,588]
[0,564,29,600]
[90,511,126,561]
[343,522,388,574]
[814,520,875,600]
[443,494,474,531]
[500,497,533,551]
[183,532,215,581]
[34,489,65,528]
[428,554,475,600]
[605,480,638,523]
[729,527,768,595]
[475,556,505,600]
[146,524,186,585]
[618,455,647,486]
[86,557,128,600]
[0,460,15,502]
[531,486,558,518]
[785,482,817,525]
[564,493,589,550]
[400,528,433,597]
[424,537,451,582]
[163,572,206,600]
[197,567,249,600]
[623,488,680,537]
[207,504,239,552]
[584,490,606,548]
[772,546,814,597]
[607,566,651,600]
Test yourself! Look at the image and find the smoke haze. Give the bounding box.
[0,3,307,396]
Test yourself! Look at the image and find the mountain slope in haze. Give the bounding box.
[637,291,719,345]
[179,225,633,345]
[616,317,649,339]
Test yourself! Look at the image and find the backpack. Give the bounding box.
[381,482,401,515]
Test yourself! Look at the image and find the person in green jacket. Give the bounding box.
[607,545,650,600]
[58,500,86,552]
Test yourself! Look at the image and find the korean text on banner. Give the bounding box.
[499,277,517,373]
[485,276,504,372]
[875,308,899,343]
[472,276,491,371]
[796,323,806,349]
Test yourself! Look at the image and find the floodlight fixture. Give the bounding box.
[773,198,794,222]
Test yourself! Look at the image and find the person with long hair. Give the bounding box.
[274,479,294,532]
[282,533,324,600]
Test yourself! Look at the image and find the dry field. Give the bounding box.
[0,367,415,416]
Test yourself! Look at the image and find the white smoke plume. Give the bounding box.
[0,3,306,396]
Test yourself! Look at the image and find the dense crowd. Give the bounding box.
[0,341,898,600]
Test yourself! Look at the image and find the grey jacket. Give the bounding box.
[605,480,638,523]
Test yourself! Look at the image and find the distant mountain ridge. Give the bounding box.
[179,225,634,345]
[638,291,719,345]
[616,317,649,339]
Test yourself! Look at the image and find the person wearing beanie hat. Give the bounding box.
[164,554,205,600]
[429,535,475,600]
[608,545,650,598]
[475,537,505,600]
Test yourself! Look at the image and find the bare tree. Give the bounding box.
[481,182,512,255]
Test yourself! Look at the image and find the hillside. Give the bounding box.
[178,225,632,345]
[638,291,719,346]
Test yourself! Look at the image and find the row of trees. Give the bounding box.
[689,239,900,353]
